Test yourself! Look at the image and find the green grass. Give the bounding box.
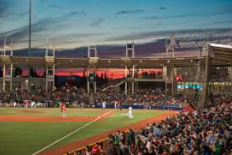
[0,108,167,155]
[0,122,86,155]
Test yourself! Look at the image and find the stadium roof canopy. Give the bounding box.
[0,43,232,68]
[209,43,232,62]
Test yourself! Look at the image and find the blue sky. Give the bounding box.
[0,0,232,49]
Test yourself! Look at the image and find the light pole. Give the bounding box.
[28,0,32,56]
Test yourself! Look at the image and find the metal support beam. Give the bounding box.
[126,42,135,58]
[45,76,47,92]
[163,65,168,94]
[132,65,135,94]
[125,65,128,95]
[10,64,13,92]
[28,65,31,92]
[45,65,48,92]
[198,56,210,109]
[196,61,202,81]
[88,45,98,57]
[2,64,5,92]
[45,64,55,93]
[94,68,97,94]
[165,82,168,95]
[2,64,13,92]
[171,65,174,95]
[52,65,55,91]
[86,69,90,94]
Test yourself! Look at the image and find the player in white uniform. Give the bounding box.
[114,101,117,109]
[102,101,106,110]
[127,106,134,119]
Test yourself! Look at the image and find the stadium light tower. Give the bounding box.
[28,0,32,56]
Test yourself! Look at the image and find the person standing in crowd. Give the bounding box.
[92,142,102,155]
[60,103,67,119]
[85,146,92,155]
[127,129,135,149]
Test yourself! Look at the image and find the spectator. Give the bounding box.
[92,143,101,155]
[104,95,231,155]
[85,146,92,155]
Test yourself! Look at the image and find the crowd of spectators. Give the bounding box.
[0,88,48,107]
[211,67,230,82]
[0,85,192,108]
[94,88,190,109]
[129,88,188,107]
[140,71,163,79]
[94,89,125,107]
[0,86,89,108]
[1,84,231,154]
[83,95,231,155]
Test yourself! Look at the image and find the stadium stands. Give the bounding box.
[67,95,231,155]
[0,86,190,109]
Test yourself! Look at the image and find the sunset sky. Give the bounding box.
[0,0,232,49]
[20,68,163,78]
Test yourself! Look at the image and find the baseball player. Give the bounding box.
[60,104,67,119]
[127,106,134,119]
[102,101,106,110]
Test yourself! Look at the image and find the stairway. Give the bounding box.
[102,79,125,92]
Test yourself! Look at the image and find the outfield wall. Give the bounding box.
[95,104,183,110]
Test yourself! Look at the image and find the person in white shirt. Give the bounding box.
[127,106,134,119]
[102,101,106,110]
[13,101,17,107]
[114,101,117,109]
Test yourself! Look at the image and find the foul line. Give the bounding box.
[32,110,112,155]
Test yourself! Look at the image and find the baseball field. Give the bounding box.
[0,108,178,155]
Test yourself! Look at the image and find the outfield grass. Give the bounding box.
[0,122,86,155]
[0,108,167,155]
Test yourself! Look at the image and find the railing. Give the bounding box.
[95,104,183,110]
[63,112,231,155]
[64,130,132,155]
[102,78,125,92]
[151,50,209,58]
[63,138,108,155]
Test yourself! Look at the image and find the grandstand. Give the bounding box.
[0,36,231,155]
[0,0,232,154]
[1,35,232,108]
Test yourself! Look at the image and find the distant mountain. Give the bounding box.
[11,36,232,58]
[12,39,166,58]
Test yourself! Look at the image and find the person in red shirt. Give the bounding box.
[92,143,102,155]
[60,103,67,118]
